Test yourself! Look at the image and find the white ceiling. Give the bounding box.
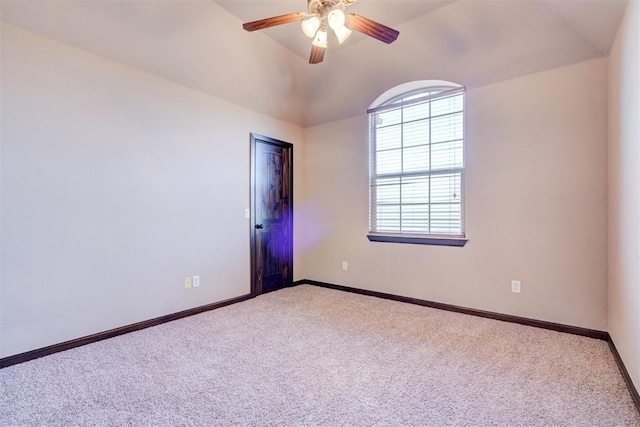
[0,0,629,126]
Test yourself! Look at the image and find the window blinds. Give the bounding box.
[369,87,465,237]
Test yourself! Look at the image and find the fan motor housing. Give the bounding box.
[308,0,345,15]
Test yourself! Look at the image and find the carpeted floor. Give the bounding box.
[1,285,639,426]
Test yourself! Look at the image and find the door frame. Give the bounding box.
[250,133,294,297]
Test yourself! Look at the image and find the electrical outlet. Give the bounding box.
[244,208,250,219]
[342,261,348,271]
[193,275,200,288]
[511,280,521,294]
[184,277,192,289]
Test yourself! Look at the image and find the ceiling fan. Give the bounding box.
[242,0,400,64]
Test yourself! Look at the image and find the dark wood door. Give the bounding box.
[250,134,293,296]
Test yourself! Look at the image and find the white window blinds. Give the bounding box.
[369,86,465,237]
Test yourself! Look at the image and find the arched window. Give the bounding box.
[367,81,467,246]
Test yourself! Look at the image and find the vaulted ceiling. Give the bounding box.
[0,0,628,127]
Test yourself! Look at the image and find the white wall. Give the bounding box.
[608,0,639,391]
[0,24,305,357]
[0,7,4,359]
[0,2,628,366]
[302,58,609,330]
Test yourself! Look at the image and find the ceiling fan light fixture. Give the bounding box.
[334,25,352,44]
[312,28,328,49]
[301,15,321,38]
[242,0,400,65]
[327,9,346,30]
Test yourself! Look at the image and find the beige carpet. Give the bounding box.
[1,285,639,426]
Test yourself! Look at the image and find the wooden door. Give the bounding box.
[250,134,293,296]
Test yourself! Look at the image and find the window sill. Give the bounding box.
[367,234,468,247]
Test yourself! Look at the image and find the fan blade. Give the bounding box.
[243,12,304,32]
[309,45,325,64]
[345,14,399,44]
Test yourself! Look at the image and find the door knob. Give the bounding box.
[255,224,264,229]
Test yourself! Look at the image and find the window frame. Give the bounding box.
[367,82,468,247]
